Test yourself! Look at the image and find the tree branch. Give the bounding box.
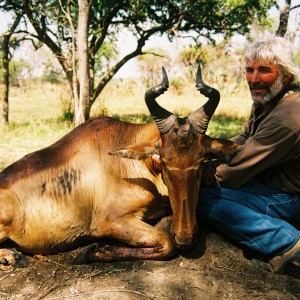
[91,23,168,102]
[290,4,300,11]
[276,0,291,37]
[22,0,73,85]
[90,3,125,55]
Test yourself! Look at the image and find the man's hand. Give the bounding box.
[201,160,221,189]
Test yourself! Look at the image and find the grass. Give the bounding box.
[207,115,246,139]
[8,81,66,122]
[0,119,73,170]
[0,79,251,170]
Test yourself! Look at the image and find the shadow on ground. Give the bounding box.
[1,226,300,300]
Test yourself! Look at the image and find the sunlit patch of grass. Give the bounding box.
[207,114,246,139]
[111,112,246,139]
[0,119,73,170]
[111,113,153,124]
[9,81,66,123]
[92,80,252,120]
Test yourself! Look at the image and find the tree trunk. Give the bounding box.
[0,14,21,125]
[75,0,92,125]
[0,35,10,125]
[276,0,291,37]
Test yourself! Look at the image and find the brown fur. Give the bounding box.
[0,116,240,266]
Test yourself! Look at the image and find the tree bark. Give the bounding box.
[1,35,10,125]
[0,14,21,125]
[75,0,92,125]
[276,0,291,37]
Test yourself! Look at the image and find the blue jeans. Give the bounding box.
[197,178,300,259]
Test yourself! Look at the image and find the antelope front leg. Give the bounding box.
[74,217,176,264]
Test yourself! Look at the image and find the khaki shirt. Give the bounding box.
[216,89,300,194]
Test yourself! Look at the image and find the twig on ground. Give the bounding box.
[35,255,69,268]
[44,288,155,299]
[0,274,10,281]
[35,284,59,300]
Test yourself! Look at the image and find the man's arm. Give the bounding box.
[230,131,249,146]
[216,122,298,188]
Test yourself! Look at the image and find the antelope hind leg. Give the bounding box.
[0,249,28,270]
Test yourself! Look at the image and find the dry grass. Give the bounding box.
[0,120,72,170]
[0,79,252,170]
[0,81,73,169]
[8,81,66,123]
[92,79,252,119]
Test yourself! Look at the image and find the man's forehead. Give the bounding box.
[246,60,278,69]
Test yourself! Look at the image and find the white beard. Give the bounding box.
[251,75,284,105]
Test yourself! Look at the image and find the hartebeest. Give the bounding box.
[0,66,240,268]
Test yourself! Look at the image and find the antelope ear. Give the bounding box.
[109,139,161,160]
[204,136,241,160]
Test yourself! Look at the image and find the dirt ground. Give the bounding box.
[1,220,300,300]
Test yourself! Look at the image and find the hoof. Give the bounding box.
[0,249,28,269]
[73,244,97,265]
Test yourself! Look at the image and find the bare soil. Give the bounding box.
[1,221,300,300]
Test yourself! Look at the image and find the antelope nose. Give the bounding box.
[173,229,199,250]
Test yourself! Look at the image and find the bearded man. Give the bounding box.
[197,36,300,274]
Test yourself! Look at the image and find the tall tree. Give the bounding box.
[0,13,22,125]
[274,0,300,37]
[1,0,274,125]
[76,0,92,124]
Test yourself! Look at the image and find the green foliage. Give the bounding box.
[179,46,209,67]
[178,45,210,82]
[58,88,74,122]
[94,42,119,77]
[9,59,32,85]
[59,106,74,122]
[41,69,63,84]
[177,42,245,96]
[40,59,65,83]
[172,0,273,41]
[137,48,172,87]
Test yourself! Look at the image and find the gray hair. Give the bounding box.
[245,36,300,86]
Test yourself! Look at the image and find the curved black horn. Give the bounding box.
[188,65,220,133]
[145,67,177,134]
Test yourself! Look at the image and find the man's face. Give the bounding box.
[245,60,289,104]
